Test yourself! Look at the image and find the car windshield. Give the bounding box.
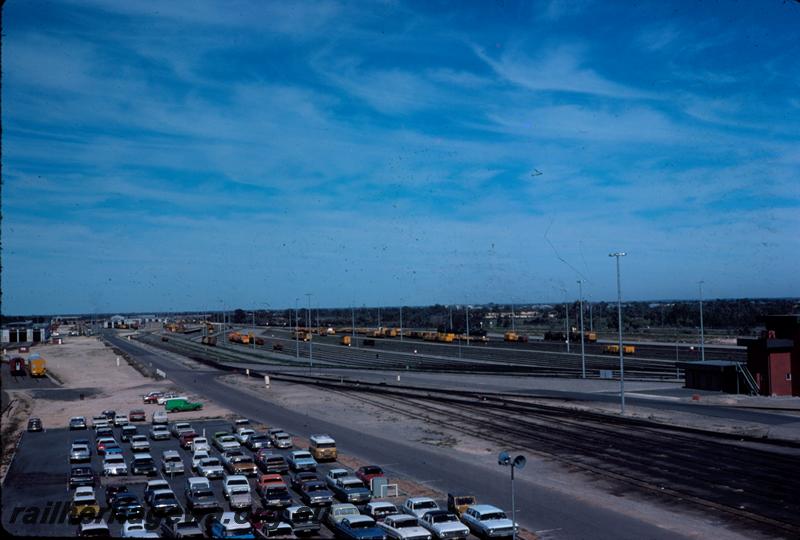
[195,490,214,498]
[267,487,288,495]
[434,514,457,523]
[203,459,220,466]
[350,521,373,529]
[229,479,248,486]
[482,512,507,521]
[154,493,175,502]
[416,501,437,509]
[135,458,154,466]
[395,520,416,528]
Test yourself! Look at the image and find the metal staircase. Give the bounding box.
[736,363,760,395]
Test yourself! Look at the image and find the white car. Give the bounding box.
[152,411,168,424]
[150,425,170,440]
[130,435,150,452]
[114,414,130,427]
[223,475,250,499]
[235,428,256,444]
[156,394,184,405]
[197,457,224,479]
[192,450,210,471]
[379,514,432,540]
[402,497,440,519]
[190,437,210,452]
[103,454,128,476]
[74,486,95,499]
[366,501,400,522]
[418,510,470,540]
[122,521,159,538]
[170,422,193,438]
[326,468,351,490]
[460,504,517,539]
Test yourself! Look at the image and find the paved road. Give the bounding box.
[107,333,692,540]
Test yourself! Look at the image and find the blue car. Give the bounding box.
[333,516,387,540]
[104,444,124,455]
[208,511,255,539]
[287,450,317,472]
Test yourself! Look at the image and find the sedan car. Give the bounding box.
[189,437,210,452]
[379,514,432,540]
[130,435,151,452]
[402,497,440,519]
[103,454,128,476]
[255,450,289,475]
[145,488,182,516]
[270,431,293,449]
[365,502,399,522]
[287,450,317,472]
[143,391,164,404]
[150,425,170,440]
[69,416,88,430]
[191,450,210,471]
[131,453,158,476]
[460,505,517,539]
[333,515,387,540]
[299,480,335,507]
[70,443,92,463]
[418,510,470,540]
[110,494,145,521]
[196,457,225,480]
[282,505,320,537]
[120,425,138,442]
[69,466,96,489]
[245,432,271,450]
[291,471,321,493]
[129,409,147,422]
[27,417,43,432]
[104,485,130,506]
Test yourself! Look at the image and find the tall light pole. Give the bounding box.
[511,303,516,332]
[699,280,706,362]
[498,452,525,540]
[251,311,256,350]
[399,305,404,342]
[305,293,313,368]
[609,252,627,414]
[577,280,586,379]
[295,298,299,359]
[351,304,356,340]
[465,305,470,347]
[588,294,594,332]
[561,288,570,353]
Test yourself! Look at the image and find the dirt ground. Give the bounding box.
[220,373,756,540]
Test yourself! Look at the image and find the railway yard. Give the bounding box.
[1,326,799,539]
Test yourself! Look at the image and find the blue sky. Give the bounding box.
[2,0,799,315]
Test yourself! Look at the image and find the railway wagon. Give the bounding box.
[28,355,47,377]
[604,344,636,355]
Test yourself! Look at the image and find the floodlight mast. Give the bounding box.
[609,252,627,414]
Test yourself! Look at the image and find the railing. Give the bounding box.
[736,363,760,395]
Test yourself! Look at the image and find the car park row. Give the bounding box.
[20,391,518,539]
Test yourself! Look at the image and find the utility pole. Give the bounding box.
[561,288,570,353]
[609,252,627,414]
[699,280,706,362]
[578,280,586,379]
[465,305,470,347]
[448,306,453,332]
[399,305,404,342]
[295,298,299,359]
[252,311,256,350]
[511,303,516,332]
[351,304,356,340]
[305,293,313,368]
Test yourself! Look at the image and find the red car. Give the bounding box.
[142,391,163,404]
[129,409,146,422]
[179,431,198,449]
[356,465,385,486]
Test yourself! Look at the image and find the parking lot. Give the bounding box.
[1,415,471,538]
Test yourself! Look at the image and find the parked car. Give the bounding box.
[299,480,334,507]
[287,450,317,472]
[95,437,116,454]
[446,494,477,519]
[156,393,182,405]
[378,514,432,540]
[104,442,124,456]
[190,437,210,452]
[105,485,129,506]
[122,521,159,538]
[69,466,96,489]
[249,508,293,539]
[207,511,254,539]
[70,443,92,463]
[152,410,168,424]
[331,477,372,504]
[235,428,256,444]
[244,432,271,450]
[103,454,128,476]
[402,497,440,519]
[165,397,203,412]
[255,450,289,475]
[70,488,100,523]
[290,471,321,493]
[129,409,147,422]
[69,416,88,430]
[460,505,517,539]
[325,503,361,528]
[76,520,110,538]
[269,431,293,449]
[120,425,138,442]
[95,426,113,438]
[326,468,352,490]
[130,435,151,453]
[213,432,241,452]
[223,474,252,510]
[418,510,470,540]
[113,414,129,427]
[179,431,198,449]
[101,409,116,421]
[192,450,210,471]
[282,505,320,537]
[308,434,337,461]
[170,422,193,438]
[365,501,399,522]
[356,465,385,486]
[110,493,145,521]
[256,474,293,508]
[161,514,204,539]
[222,452,258,476]
[186,484,222,512]
[150,424,170,440]
[91,415,108,429]
[143,391,164,404]
[145,488,181,516]
[27,417,43,432]
[197,457,225,479]
[161,450,186,475]
[144,479,171,500]
[332,515,387,540]
[131,453,158,476]
[233,418,251,429]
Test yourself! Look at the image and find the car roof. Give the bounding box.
[369,501,396,508]
[310,434,335,443]
[407,496,436,503]
[469,504,502,514]
[346,515,375,524]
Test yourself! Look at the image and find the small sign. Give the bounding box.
[600,369,613,379]
[264,375,270,388]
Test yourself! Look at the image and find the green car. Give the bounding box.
[165,398,203,412]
